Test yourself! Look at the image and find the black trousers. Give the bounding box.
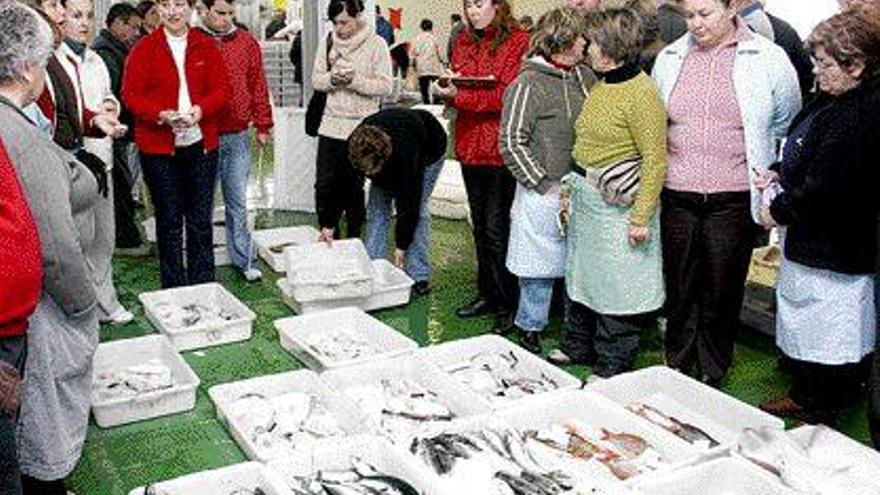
[870,274,880,448]
[141,142,218,288]
[661,190,754,380]
[0,336,25,495]
[21,476,64,495]
[564,298,654,378]
[112,141,142,248]
[790,356,870,412]
[418,76,438,104]
[315,136,365,238]
[461,165,517,315]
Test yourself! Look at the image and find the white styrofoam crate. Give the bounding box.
[275,307,418,371]
[267,436,446,495]
[284,238,373,302]
[364,259,414,310]
[276,277,365,314]
[207,369,373,462]
[139,283,256,351]
[494,390,700,486]
[91,335,199,428]
[322,356,487,446]
[253,226,320,272]
[633,457,799,495]
[786,425,880,494]
[588,366,784,453]
[418,334,581,410]
[129,462,292,495]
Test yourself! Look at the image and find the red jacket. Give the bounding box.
[0,138,42,338]
[203,28,273,135]
[122,28,230,155]
[450,26,529,167]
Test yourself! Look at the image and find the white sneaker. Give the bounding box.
[242,268,262,282]
[104,307,134,325]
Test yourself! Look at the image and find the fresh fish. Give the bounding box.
[305,331,380,363]
[269,241,300,254]
[152,301,240,329]
[599,428,648,458]
[93,359,175,401]
[626,403,719,448]
[287,457,421,495]
[447,351,561,405]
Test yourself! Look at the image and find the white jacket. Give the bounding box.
[56,42,119,169]
[652,29,801,222]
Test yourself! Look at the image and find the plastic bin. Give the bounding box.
[275,307,418,371]
[418,335,581,410]
[276,277,364,314]
[632,457,799,495]
[91,335,199,428]
[322,356,487,446]
[588,366,784,454]
[266,435,446,495]
[284,239,373,302]
[128,462,292,495]
[364,259,414,310]
[786,425,880,494]
[207,369,373,462]
[253,226,320,272]
[139,283,256,351]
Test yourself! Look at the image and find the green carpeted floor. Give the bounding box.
[67,210,872,494]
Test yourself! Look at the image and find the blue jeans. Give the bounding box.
[217,131,256,271]
[364,159,443,282]
[141,142,218,288]
[515,278,556,332]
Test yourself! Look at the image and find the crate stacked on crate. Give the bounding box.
[261,40,300,108]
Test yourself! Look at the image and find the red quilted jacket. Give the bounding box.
[122,28,229,155]
[450,26,529,167]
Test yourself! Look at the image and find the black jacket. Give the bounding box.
[356,108,447,251]
[770,77,880,274]
[93,30,133,132]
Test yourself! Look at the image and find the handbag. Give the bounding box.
[583,157,642,206]
[305,33,333,137]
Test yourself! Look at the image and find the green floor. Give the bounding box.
[68,210,872,494]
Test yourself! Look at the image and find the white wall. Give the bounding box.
[765,0,840,39]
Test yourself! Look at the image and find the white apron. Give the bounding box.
[506,182,566,278]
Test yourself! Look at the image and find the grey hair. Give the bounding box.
[0,2,54,86]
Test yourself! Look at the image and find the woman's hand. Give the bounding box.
[392,248,406,270]
[92,113,127,139]
[188,105,203,126]
[318,227,335,245]
[759,207,777,229]
[754,169,780,191]
[628,225,651,246]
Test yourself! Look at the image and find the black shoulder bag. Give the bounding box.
[305,33,333,137]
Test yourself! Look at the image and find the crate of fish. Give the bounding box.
[418,335,582,410]
[587,366,784,454]
[267,435,446,495]
[284,239,373,302]
[631,457,799,495]
[276,277,365,314]
[274,307,418,371]
[207,369,374,462]
[91,335,200,428]
[323,356,488,447]
[363,259,414,311]
[128,461,292,495]
[735,425,880,495]
[139,282,257,351]
[253,226,320,273]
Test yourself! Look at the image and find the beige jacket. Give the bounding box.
[410,31,445,77]
[312,25,393,140]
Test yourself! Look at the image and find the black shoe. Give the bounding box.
[519,331,542,354]
[491,313,515,336]
[412,281,431,296]
[699,374,722,388]
[456,297,490,318]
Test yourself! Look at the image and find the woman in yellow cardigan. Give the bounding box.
[549,8,667,377]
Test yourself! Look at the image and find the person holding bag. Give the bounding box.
[312,0,393,243]
[553,8,667,377]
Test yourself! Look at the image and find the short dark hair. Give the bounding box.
[136,0,155,17]
[420,19,433,31]
[202,0,233,8]
[348,124,393,177]
[451,13,462,23]
[328,0,364,20]
[106,3,139,28]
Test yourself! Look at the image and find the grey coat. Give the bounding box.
[0,99,99,480]
[499,57,597,193]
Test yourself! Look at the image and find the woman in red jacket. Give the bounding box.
[122,0,229,288]
[435,0,529,333]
